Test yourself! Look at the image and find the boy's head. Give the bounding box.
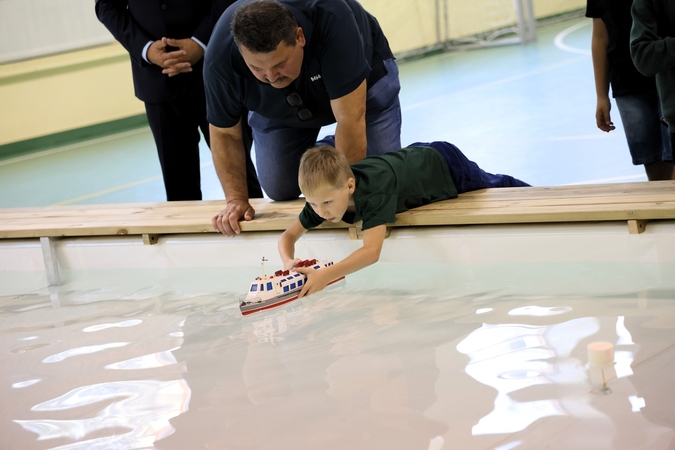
[299,146,356,223]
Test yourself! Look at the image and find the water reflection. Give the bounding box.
[83,320,143,333]
[508,305,572,316]
[15,379,190,445]
[3,270,675,449]
[12,379,41,389]
[616,316,634,345]
[43,342,130,363]
[456,317,599,435]
[105,347,180,370]
[5,299,191,449]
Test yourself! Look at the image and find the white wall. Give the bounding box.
[0,0,586,64]
[0,0,114,64]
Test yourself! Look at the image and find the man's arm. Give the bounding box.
[591,18,616,132]
[95,0,154,65]
[295,224,386,297]
[330,80,367,164]
[210,122,254,236]
[631,0,675,76]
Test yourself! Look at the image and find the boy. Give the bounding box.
[278,141,529,298]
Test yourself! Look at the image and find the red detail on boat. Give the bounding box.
[296,259,318,268]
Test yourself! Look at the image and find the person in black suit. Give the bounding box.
[95,0,262,201]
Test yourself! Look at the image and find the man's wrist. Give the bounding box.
[141,41,153,63]
[191,37,207,52]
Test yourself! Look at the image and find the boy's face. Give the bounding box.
[304,179,355,223]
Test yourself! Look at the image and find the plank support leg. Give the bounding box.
[627,220,648,235]
[40,237,61,286]
[143,234,159,245]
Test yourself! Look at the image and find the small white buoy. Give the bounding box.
[587,341,614,368]
[587,341,615,394]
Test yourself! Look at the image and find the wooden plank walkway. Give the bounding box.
[1,181,674,240]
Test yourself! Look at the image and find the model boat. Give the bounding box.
[240,258,345,315]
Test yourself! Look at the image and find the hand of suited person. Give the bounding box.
[146,38,173,68]
[161,37,205,77]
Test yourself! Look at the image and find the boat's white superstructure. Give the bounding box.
[240,259,344,315]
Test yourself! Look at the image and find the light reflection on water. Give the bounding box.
[456,318,598,435]
[12,379,41,389]
[2,262,675,449]
[43,342,130,363]
[16,379,190,447]
[104,347,181,370]
[83,320,143,333]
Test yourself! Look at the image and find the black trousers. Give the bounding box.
[145,91,262,201]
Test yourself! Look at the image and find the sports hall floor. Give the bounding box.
[0,17,639,209]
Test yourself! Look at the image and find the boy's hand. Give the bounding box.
[595,97,615,132]
[295,267,331,298]
[284,258,302,271]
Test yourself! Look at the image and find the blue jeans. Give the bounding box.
[614,92,672,165]
[409,141,531,193]
[250,59,402,200]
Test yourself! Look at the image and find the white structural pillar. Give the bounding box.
[40,237,61,286]
[515,0,537,43]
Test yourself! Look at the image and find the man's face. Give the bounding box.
[304,180,355,223]
[239,27,305,89]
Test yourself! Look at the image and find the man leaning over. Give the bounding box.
[204,0,402,236]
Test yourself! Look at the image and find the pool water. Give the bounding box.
[2,260,675,450]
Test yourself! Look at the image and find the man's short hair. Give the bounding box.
[299,146,355,196]
[231,0,298,53]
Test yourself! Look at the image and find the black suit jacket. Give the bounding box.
[96,0,234,104]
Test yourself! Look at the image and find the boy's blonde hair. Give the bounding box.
[298,145,355,196]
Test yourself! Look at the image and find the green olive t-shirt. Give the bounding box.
[299,146,458,230]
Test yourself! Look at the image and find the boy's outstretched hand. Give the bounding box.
[295,266,332,298]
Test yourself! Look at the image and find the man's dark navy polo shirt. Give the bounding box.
[204,0,394,129]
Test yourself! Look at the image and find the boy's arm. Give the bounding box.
[591,18,615,132]
[296,224,387,297]
[630,0,675,77]
[278,217,308,270]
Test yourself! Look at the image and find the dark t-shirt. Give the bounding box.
[299,147,458,231]
[204,0,394,129]
[586,0,657,97]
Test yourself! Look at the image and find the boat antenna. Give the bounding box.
[261,256,268,278]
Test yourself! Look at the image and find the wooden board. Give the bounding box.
[1,181,675,239]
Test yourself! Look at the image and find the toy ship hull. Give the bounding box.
[240,260,344,315]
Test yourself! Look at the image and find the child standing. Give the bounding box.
[278,142,529,297]
[588,0,674,180]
